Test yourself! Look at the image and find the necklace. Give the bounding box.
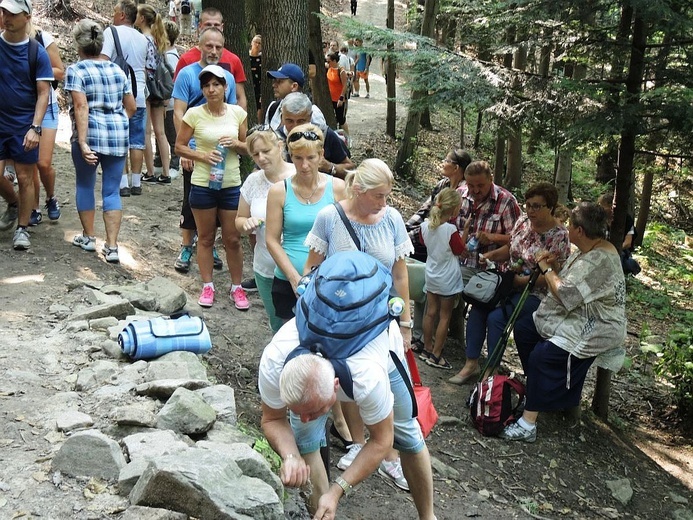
[295,177,321,204]
[205,104,226,117]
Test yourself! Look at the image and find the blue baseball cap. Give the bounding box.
[266,63,304,88]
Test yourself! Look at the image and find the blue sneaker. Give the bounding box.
[45,197,61,221]
[174,245,193,273]
[29,209,42,226]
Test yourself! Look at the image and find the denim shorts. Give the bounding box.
[0,131,38,164]
[189,184,240,211]
[289,364,425,455]
[128,107,146,150]
[41,102,59,130]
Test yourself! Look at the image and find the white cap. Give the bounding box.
[0,0,32,14]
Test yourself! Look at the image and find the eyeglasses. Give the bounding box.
[443,158,456,165]
[525,203,548,211]
[288,131,321,143]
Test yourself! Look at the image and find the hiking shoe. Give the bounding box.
[213,247,223,270]
[72,234,96,252]
[29,209,42,226]
[45,197,61,220]
[3,166,16,182]
[0,204,18,231]
[120,187,131,197]
[174,245,193,273]
[142,173,158,183]
[499,421,537,443]
[241,277,258,292]
[336,443,363,470]
[101,244,120,263]
[169,168,179,180]
[231,286,250,310]
[198,285,215,307]
[378,458,409,491]
[131,186,142,196]
[13,227,30,250]
[157,175,171,185]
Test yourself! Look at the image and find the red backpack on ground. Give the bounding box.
[469,375,526,436]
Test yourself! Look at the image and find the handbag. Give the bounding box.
[390,350,438,438]
[146,53,174,102]
[118,313,212,360]
[462,269,516,311]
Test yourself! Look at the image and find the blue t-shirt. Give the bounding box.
[172,62,237,107]
[0,34,54,131]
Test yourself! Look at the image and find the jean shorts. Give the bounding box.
[128,107,146,150]
[41,102,59,130]
[189,184,240,211]
[289,363,425,455]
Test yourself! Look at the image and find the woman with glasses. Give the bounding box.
[449,182,571,384]
[65,19,136,263]
[175,64,248,309]
[265,124,346,324]
[499,202,626,442]
[235,127,294,333]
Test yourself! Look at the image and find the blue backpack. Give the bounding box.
[288,251,393,399]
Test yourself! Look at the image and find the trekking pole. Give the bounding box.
[479,267,542,379]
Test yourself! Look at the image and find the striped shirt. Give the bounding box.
[456,183,521,268]
[65,60,132,157]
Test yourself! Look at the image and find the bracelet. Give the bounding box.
[339,96,345,101]
[399,320,413,329]
[283,453,298,461]
[329,163,336,176]
[334,475,353,497]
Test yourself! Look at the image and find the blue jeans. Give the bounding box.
[72,142,126,212]
[466,292,541,364]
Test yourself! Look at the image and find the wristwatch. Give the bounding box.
[543,267,554,275]
[334,476,353,497]
[399,320,413,329]
[30,125,42,136]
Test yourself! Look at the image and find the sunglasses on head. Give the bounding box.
[288,131,321,143]
[247,124,271,136]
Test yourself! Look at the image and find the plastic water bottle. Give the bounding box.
[296,273,313,295]
[388,297,405,316]
[208,143,227,191]
[467,235,479,253]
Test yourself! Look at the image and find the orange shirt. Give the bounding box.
[327,66,343,102]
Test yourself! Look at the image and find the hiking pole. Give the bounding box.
[479,266,542,379]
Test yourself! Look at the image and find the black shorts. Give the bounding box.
[271,277,298,319]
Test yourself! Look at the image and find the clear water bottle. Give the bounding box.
[467,235,479,253]
[388,297,405,316]
[208,143,227,191]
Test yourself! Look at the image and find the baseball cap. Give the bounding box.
[266,63,304,88]
[0,0,32,14]
[198,64,227,81]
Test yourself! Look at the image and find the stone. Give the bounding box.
[204,422,254,446]
[605,478,633,506]
[118,459,150,495]
[430,455,460,480]
[135,379,210,399]
[74,360,120,391]
[120,505,187,520]
[138,277,187,314]
[90,317,119,330]
[87,288,126,306]
[69,299,135,322]
[66,320,89,332]
[156,387,216,435]
[437,415,464,427]
[101,285,158,311]
[671,493,690,505]
[49,303,71,319]
[129,450,283,519]
[55,411,94,433]
[145,351,207,381]
[93,383,136,398]
[102,339,126,359]
[195,385,237,424]
[673,510,693,520]
[114,406,157,428]
[51,429,126,481]
[122,430,191,463]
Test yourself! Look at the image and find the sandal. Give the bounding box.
[411,340,425,354]
[419,350,433,361]
[425,354,452,370]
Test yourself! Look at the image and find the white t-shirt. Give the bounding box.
[37,31,57,106]
[102,25,148,108]
[259,320,404,426]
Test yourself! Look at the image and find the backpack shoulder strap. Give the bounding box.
[109,26,124,58]
[28,37,39,97]
[35,30,44,47]
[333,202,362,251]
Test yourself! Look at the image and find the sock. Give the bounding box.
[231,284,240,292]
[203,282,214,290]
[517,417,536,431]
[120,174,129,189]
[131,173,142,188]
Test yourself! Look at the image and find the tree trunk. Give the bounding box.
[494,134,505,183]
[474,111,483,150]
[555,147,572,203]
[635,168,653,248]
[504,40,526,189]
[418,0,438,131]
[527,29,552,155]
[307,0,337,128]
[459,106,465,148]
[386,0,396,137]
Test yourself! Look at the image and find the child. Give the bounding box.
[419,188,470,369]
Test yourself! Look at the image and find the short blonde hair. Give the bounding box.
[247,129,281,155]
[287,123,324,156]
[345,158,394,199]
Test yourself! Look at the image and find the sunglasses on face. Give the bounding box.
[288,131,321,143]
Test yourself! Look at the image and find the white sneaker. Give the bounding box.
[378,458,409,491]
[336,443,363,470]
[12,227,30,250]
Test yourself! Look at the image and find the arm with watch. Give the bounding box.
[24,80,51,151]
[536,250,561,298]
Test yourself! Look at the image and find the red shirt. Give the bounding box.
[174,47,247,84]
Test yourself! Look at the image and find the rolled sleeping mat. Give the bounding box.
[118,314,212,360]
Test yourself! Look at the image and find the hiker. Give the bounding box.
[352,38,371,98]
[501,202,626,442]
[153,20,181,178]
[325,52,349,142]
[248,34,262,119]
[258,253,436,520]
[264,62,326,132]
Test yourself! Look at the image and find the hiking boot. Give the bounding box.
[499,421,537,443]
[336,443,363,470]
[213,247,223,270]
[120,187,131,197]
[45,197,61,220]
[198,285,215,307]
[0,204,18,231]
[378,458,409,491]
[241,277,258,292]
[230,286,250,310]
[131,186,142,196]
[13,227,30,250]
[72,234,96,252]
[101,244,120,263]
[29,209,42,226]
[174,245,193,273]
